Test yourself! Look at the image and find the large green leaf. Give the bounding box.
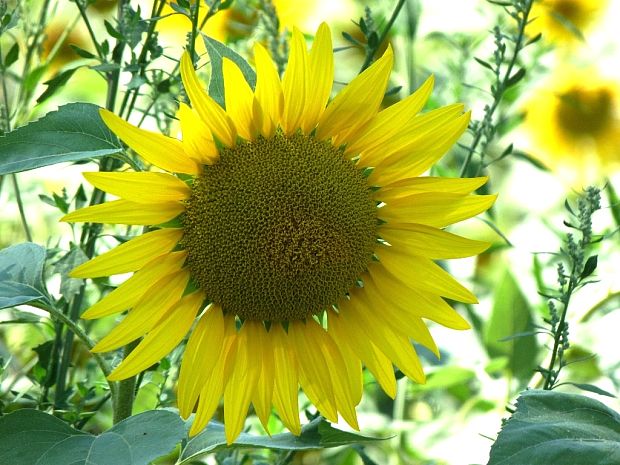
[202,34,257,108]
[488,389,620,465]
[483,270,539,380]
[180,417,384,463]
[0,103,121,175]
[0,243,49,309]
[0,409,186,465]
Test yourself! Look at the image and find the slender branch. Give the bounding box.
[459,0,534,177]
[73,0,106,59]
[11,174,33,242]
[359,0,406,72]
[42,302,116,397]
[542,276,574,390]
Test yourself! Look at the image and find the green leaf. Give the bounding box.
[180,417,383,463]
[52,245,88,301]
[3,42,19,68]
[581,255,598,279]
[0,409,187,465]
[0,242,46,289]
[0,282,47,309]
[484,270,539,380]
[505,67,526,88]
[559,382,616,398]
[201,34,257,108]
[474,57,495,72]
[36,67,80,104]
[0,103,121,175]
[488,390,620,465]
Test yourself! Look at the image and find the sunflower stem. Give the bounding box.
[113,340,140,424]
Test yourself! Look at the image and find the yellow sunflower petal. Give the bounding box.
[282,27,308,135]
[92,269,190,353]
[368,112,470,183]
[223,58,257,140]
[253,42,283,137]
[180,52,237,146]
[328,309,397,399]
[99,109,200,175]
[61,199,184,225]
[70,228,183,278]
[251,322,275,433]
[83,172,191,203]
[379,176,488,198]
[272,324,301,435]
[289,320,338,422]
[107,291,204,381]
[306,319,360,429]
[178,303,225,418]
[316,46,393,144]
[301,22,333,133]
[326,319,364,406]
[374,245,478,303]
[379,192,497,228]
[368,265,471,330]
[341,293,426,384]
[360,282,439,357]
[177,102,219,165]
[345,74,434,157]
[379,223,490,259]
[224,322,261,444]
[81,251,187,319]
[187,317,237,436]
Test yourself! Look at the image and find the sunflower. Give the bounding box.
[529,0,607,44]
[524,67,620,184]
[62,24,495,443]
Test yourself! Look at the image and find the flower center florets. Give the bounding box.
[182,131,378,321]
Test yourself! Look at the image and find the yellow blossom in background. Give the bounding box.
[524,68,620,185]
[156,0,353,49]
[528,0,608,44]
[61,24,494,444]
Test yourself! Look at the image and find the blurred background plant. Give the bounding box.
[0,0,619,464]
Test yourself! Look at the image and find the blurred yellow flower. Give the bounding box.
[529,0,607,44]
[524,68,620,184]
[156,0,353,49]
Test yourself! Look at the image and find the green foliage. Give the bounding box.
[0,242,50,310]
[201,34,257,108]
[0,103,121,175]
[180,417,384,463]
[0,409,186,465]
[484,270,539,380]
[488,390,620,465]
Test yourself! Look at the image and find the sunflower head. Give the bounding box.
[529,0,608,44]
[524,67,620,184]
[62,24,494,443]
[555,86,614,136]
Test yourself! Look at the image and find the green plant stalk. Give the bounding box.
[459,0,533,177]
[10,174,33,242]
[54,284,87,408]
[42,302,116,396]
[16,0,52,109]
[112,340,139,424]
[118,0,167,119]
[189,0,200,62]
[360,0,406,73]
[73,0,106,60]
[542,270,575,390]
